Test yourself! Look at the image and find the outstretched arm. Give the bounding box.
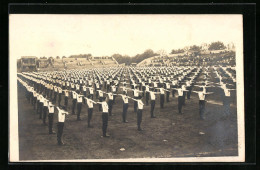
[129,97,138,101]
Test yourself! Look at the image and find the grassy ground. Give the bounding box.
[18,69,238,160]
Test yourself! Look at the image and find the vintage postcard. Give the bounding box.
[9,14,244,162]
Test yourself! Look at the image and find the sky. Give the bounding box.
[9,14,243,59]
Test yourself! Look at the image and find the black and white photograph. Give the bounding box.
[9,14,244,162]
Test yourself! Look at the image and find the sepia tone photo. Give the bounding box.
[9,14,244,162]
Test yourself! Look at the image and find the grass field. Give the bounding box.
[18,69,238,160]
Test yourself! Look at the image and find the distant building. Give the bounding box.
[20,56,37,72]
[37,58,49,68]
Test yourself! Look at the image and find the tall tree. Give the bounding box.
[208,41,226,50]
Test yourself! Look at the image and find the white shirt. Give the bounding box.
[64,90,69,97]
[39,95,44,103]
[83,86,87,91]
[121,86,126,91]
[77,94,83,102]
[48,105,55,113]
[224,89,231,96]
[177,89,184,96]
[107,93,114,100]
[150,91,156,100]
[134,89,139,97]
[54,86,58,92]
[182,85,186,90]
[76,84,80,90]
[159,88,165,94]
[166,83,170,89]
[122,95,129,104]
[36,94,40,100]
[99,91,104,97]
[137,100,144,110]
[86,98,94,108]
[57,108,68,122]
[72,92,77,99]
[43,99,48,106]
[89,87,94,94]
[145,85,149,92]
[111,86,116,92]
[198,92,205,100]
[58,87,62,93]
[102,102,109,113]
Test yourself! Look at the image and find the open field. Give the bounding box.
[18,69,238,160]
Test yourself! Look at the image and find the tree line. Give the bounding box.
[36,41,233,65]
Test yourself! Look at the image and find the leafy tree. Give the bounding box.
[171,48,185,54]
[69,53,92,58]
[112,49,158,65]
[189,45,201,52]
[133,49,158,64]
[208,41,226,50]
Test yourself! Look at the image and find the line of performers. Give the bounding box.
[17,65,236,145]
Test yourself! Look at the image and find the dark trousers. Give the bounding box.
[172,89,176,98]
[64,96,68,110]
[137,109,143,129]
[134,97,138,112]
[223,96,231,115]
[36,101,40,114]
[113,95,116,104]
[29,92,33,104]
[183,92,186,105]
[99,97,102,111]
[72,99,76,114]
[199,100,205,119]
[39,102,43,119]
[108,100,113,116]
[53,92,57,104]
[166,91,170,102]
[160,94,165,108]
[102,113,109,136]
[48,113,54,133]
[187,87,191,99]
[26,91,30,102]
[95,90,99,99]
[58,93,62,106]
[88,108,93,126]
[89,94,93,100]
[77,102,82,119]
[151,100,155,117]
[122,103,128,122]
[145,92,149,105]
[57,122,64,144]
[50,90,53,99]
[33,97,36,110]
[83,91,87,103]
[178,96,183,113]
[42,106,48,124]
